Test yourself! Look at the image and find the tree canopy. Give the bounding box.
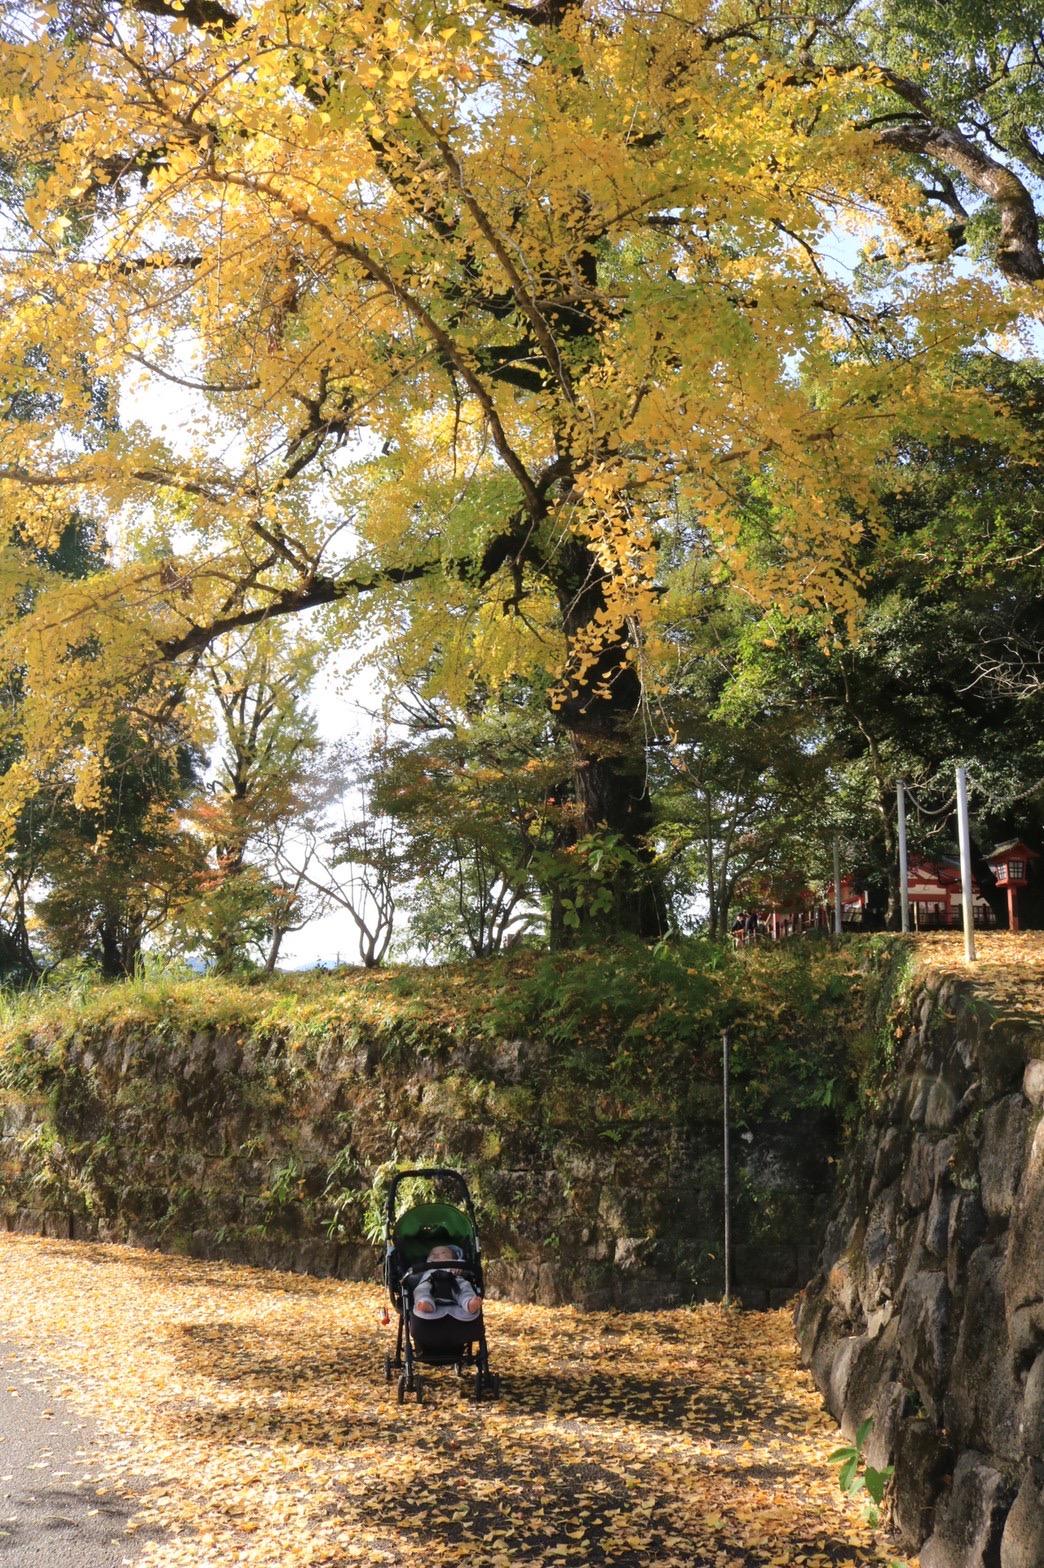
[0,0,1041,947]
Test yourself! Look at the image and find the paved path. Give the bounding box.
[0,1343,144,1567]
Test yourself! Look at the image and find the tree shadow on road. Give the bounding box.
[158,1318,888,1568]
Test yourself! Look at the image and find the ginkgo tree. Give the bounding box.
[0,0,1036,935]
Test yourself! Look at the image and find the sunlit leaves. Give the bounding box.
[0,1233,897,1568]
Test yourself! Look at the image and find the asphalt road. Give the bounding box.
[0,1342,148,1567]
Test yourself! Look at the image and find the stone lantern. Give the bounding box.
[986,839,1038,932]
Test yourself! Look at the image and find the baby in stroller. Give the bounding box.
[382,1167,500,1403]
[413,1244,483,1320]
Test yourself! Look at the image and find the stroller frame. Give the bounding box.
[382,1166,500,1404]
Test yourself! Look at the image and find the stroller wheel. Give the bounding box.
[474,1370,500,1402]
[415,1374,425,1405]
[384,1354,394,1384]
[396,1373,407,1405]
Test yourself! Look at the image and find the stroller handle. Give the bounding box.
[384,1167,479,1235]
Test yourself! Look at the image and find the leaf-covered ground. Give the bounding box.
[912,930,1044,1026]
[0,1236,901,1568]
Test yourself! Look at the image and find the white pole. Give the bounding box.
[955,766,976,964]
[832,835,843,937]
[722,1029,732,1307]
[897,781,910,933]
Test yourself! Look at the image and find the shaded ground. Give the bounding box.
[0,1340,151,1566]
[0,1236,900,1568]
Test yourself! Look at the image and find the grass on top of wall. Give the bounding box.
[0,934,907,1128]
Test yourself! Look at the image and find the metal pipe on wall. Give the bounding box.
[955,766,977,963]
[897,781,910,933]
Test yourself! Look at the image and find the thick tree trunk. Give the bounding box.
[99,920,123,979]
[98,917,139,979]
[552,546,668,940]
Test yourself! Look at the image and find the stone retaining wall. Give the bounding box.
[797,968,1044,1568]
[0,1013,832,1310]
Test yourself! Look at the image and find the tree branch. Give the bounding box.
[414,109,578,409]
[158,563,434,659]
[1016,127,1044,180]
[209,168,545,517]
[130,0,238,33]
[877,119,1043,282]
[768,60,1043,284]
[158,507,543,661]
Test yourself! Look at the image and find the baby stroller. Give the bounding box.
[382,1166,501,1405]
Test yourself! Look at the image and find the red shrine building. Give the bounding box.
[816,865,995,931]
[822,864,995,930]
[735,844,1038,945]
[902,857,996,930]
[777,862,996,935]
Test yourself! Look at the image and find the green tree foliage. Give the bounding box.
[35,720,202,978]
[373,685,559,958]
[654,591,832,937]
[715,360,1044,926]
[177,629,331,972]
[0,515,118,978]
[766,0,1044,282]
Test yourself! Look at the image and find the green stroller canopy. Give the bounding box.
[394,1201,474,1242]
[393,1202,475,1263]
